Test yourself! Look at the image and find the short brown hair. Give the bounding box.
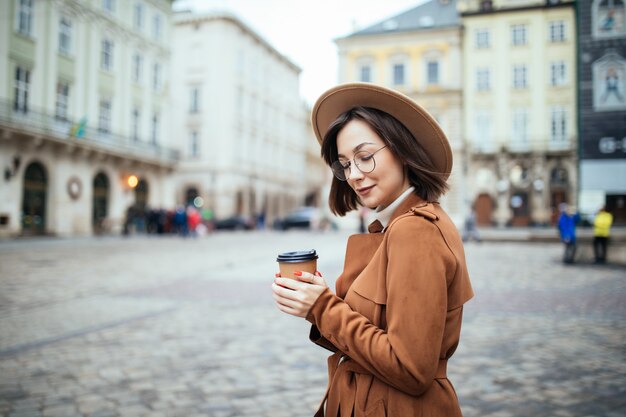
[321,107,449,216]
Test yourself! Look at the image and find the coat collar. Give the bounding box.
[367,193,430,233]
[387,193,428,227]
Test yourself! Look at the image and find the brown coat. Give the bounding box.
[306,194,474,417]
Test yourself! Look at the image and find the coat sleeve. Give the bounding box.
[305,217,451,396]
[309,325,339,353]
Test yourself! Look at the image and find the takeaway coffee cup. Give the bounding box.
[276,250,318,279]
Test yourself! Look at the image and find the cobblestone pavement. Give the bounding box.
[0,231,624,417]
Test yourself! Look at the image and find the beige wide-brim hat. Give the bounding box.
[311,82,453,178]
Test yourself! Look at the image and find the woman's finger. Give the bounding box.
[294,271,317,283]
[274,277,303,291]
[297,272,328,287]
[272,291,303,310]
[272,282,304,301]
[275,302,302,317]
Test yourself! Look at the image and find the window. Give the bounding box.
[511,108,529,148]
[511,24,527,46]
[59,16,72,54]
[101,38,114,71]
[55,82,70,120]
[17,0,33,36]
[393,63,405,86]
[153,62,161,91]
[134,2,144,30]
[131,108,140,141]
[99,99,112,133]
[550,106,567,144]
[549,20,566,42]
[153,14,162,40]
[474,111,493,151]
[513,65,528,89]
[475,29,490,48]
[480,0,493,11]
[550,61,567,86]
[427,61,439,85]
[132,53,142,83]
[476,68,490,91]
[14,66,30,112]
[360,65,371,82]
[190,131,200,157]
[190,86,200,113]
[151,113,159,144]
[102,0,115,13]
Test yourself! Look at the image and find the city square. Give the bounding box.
[0,231,624,417]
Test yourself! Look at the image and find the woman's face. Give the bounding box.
[336,119,410,209]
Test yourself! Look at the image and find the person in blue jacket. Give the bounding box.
[557,203,580,264]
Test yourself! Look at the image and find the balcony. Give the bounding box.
[0,99,180,166]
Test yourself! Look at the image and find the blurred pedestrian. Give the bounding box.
[257,210,266,230]
[462,208,481,243]
[272,83,474,417]
[173,205,188,237]
[201,207,214,233]
[593,205,613,263]
[187,206,201,237]
[557,203,580,264]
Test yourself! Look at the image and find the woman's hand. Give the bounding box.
[272,271,328,318]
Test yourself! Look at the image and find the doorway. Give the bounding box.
[93,172,109,233]
[474,193,494,226]
[21,162,47,235]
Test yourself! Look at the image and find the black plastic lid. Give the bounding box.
[276,249,318,263]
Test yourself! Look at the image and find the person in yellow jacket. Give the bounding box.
[593,206,613,263]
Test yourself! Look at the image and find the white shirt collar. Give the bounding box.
[374,187,415,229]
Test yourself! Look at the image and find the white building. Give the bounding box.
[0,0,178,237]
[171,11,314,225]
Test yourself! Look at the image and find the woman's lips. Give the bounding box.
[356,185,375,196]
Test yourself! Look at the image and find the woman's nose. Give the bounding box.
[348,164,364,181]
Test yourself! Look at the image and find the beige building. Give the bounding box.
[0,0,178,237]
[459,0,577,226]
[335,0,466,226]
[171,12,321,225]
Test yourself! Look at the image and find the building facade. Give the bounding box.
[577,0,626,224]
[335,0,465,226]
[0,0,178,237]
[459,0,577,227]
[171,12,316,225]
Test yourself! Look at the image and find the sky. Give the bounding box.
[174,0,427,105]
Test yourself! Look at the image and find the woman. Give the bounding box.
[272,83,474,417]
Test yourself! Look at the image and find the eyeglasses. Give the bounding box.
[331,145,388,181]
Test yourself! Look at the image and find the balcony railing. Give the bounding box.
[0,99,180,163]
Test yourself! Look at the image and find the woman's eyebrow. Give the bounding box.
[337,142,375,158]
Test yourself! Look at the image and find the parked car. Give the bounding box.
[273,207,319,231]
[213,215,255,231]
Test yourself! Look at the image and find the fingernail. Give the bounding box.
[315,271,322,277]
[275,273,280,277]
[294,271,302,276]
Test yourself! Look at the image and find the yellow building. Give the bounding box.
[459,0,577,227]
[335,0,466,226]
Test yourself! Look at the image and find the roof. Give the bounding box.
[174,11,301,73]
[344,0,459,38]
